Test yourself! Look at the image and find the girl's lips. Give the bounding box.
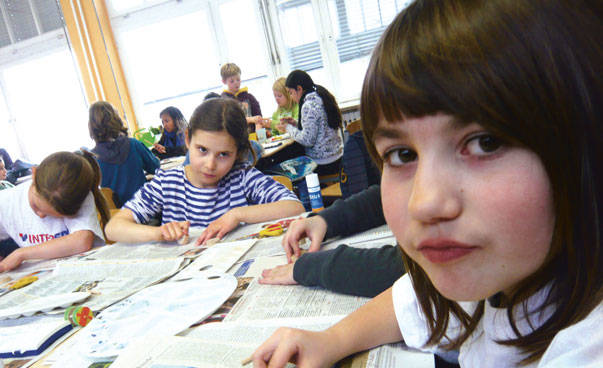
[417,239,478,264]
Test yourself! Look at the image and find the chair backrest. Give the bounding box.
[340,130,380,199]
[345,119,362,135]
[100,187,118,210]
[271,175,293,191]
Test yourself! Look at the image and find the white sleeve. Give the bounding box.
[539,303,603,367]
[392,274,471,354]
[63,193,104,243]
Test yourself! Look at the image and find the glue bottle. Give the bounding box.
[305,173,324,212]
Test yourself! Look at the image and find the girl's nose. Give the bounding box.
[205,156,217,170]
[408,160,462,224]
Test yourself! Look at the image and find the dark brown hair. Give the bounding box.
[34,150,110,239]
[188,98,254,164]
[361,0,602,363]
[88,101,128,143]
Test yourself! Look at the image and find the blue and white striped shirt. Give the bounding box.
[124,165,300,227]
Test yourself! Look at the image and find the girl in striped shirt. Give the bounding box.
[105,98,304,245]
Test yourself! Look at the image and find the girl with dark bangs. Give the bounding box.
[251,0,602,366]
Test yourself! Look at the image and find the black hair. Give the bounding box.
[285,70,342,130]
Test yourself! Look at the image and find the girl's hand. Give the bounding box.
[259,262,297,285]
[153,143,166,154]
[282,216,327,262]
[158,221,190,242]
[276,122,288,134]
[252,328,338,368]
[261,118,272,129]
[280,117,296,126]
[0,248,25,273]
[196,208,241,245]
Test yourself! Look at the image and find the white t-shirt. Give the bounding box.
[392,274,603,367]
[0,183,104,247]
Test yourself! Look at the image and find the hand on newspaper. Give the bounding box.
[0,248,25,273]
[158,221,190,243]
[252,327,339,367]
[258,262,297,285]
[282,216,327,262]
[196,208,240,245]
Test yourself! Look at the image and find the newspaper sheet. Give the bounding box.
[224,278,369,322]
[171,239,256,280]
[366,342,434,368]
[112,317,341,368]
[80,241,199,261]
[322,224,395,251]
[0,258,184,312]
[230,254,288,278]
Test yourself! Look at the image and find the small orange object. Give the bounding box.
[64,306,94,327]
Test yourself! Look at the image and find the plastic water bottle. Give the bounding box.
[305,173,324,212]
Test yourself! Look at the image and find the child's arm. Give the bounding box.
[0,230,94,272]
[196,200,304,244]
[252,287,402,367]
[105,209,189,243]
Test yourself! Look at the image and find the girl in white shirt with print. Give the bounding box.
[0,150,109,272]
[251,0,602,367]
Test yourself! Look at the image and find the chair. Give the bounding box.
[271,175,293,191]
[345,119,362,135]
[100,187,118,210]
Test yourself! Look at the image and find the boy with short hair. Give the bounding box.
[220,63,264,130]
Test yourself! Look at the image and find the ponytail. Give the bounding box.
[34,150,110,240]
[285,70,342,130]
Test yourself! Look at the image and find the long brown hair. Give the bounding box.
[34,150,110,239]
[88,101,129,143]
[361,0,602,363]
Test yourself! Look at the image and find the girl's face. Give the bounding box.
[185,129,238,188]
[273,90,288,108]
[28,184,65,219]
[161,114,176,133]
[373,114,555,301]
[287,86,303,103]
[0,160,6,180]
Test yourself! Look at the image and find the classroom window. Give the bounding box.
[0,1,90,163]
[107,0,411,127]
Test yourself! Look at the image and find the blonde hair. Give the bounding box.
[272,77,295,110]
[220,63,241,80]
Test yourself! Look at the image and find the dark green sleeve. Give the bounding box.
[293,244,404,297]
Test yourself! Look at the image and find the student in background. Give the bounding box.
[106,98,304,245]
[0,151,109,272]
[0,157,14,190]
[220,63,263,131]
[89,101,160,208]
[152,106,188,159]
[278,70,343,176]
[252,0,602,366]
[262,77,299,137]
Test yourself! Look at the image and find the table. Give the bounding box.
[9,220,434,368]
[146,156,186,180]
[259,134,295,158]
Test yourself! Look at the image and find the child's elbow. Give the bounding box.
[290,201,305,214]
[75,231,95,252]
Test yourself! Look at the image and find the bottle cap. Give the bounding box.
[305,173,320,188]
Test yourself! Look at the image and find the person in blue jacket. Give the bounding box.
[88,101,160,207]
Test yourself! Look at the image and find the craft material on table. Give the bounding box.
[0,292,90,320]
[0,315,73,359]
[80,274,237,359]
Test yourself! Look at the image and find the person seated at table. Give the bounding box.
[0,150,109,272]
[106,98,305,245]
[252,0,602,366]
[89,101,160,207]
[220,62,263,132]
[0,156,14,190]
[260,185,406,298]
[260,77,299,137]
[278,70,343,176]
[152,106,188,160]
